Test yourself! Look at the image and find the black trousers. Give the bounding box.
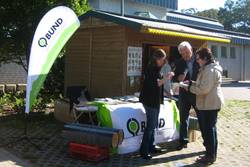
[197,110,219,159]
[178,91,197,144]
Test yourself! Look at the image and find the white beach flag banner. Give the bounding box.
[25,6,80,113]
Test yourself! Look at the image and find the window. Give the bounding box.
[230,47,236,59]
[211,45,218,57]
[221,46,227,58]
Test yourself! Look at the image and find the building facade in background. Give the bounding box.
[90,0,177,19]
[88,0,250,81]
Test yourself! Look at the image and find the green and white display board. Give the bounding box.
[95,100,180,154]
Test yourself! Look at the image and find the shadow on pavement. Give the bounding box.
[0,112,206,167]
[222,82,250,88]
[120,151,205,167]
[0,148,31,167]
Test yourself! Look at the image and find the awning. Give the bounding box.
[80,10,231,43]
[142,28,231,43]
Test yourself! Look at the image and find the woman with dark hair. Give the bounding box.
[139,49,170,160]
[181,48,224,165]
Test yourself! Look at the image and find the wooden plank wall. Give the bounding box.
[65,17,207,97]
[91,26,125,97]
[65,29,91,92]
[65,21,126,97]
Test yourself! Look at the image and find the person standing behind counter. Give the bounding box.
[161,55,175,98]
[139,49,172,160]
[181,48,224,165]
[174,41,200,150]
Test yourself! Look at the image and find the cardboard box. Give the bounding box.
[54,99,74,123]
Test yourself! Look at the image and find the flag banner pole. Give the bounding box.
[25,6,80,113]
[0,6,80,150]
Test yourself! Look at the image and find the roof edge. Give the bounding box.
[78,10,250,45]
[78,10,142,31]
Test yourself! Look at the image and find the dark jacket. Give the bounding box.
[139,65,164,109]
[174,57,200,96]
[173,58,200,82]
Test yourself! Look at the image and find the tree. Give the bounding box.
[0,0,90,105]
[196,9,219,20]
[231,0,250,33]
[0,0,89,70]
[181,8,219,20]
[181,8,198,15]
[218,0,250,33]
[181,0,250,34]
[218,0,236,31]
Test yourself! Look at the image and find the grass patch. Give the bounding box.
[225,100,250,110]
[244,111,250,119]
[220,100,250,119]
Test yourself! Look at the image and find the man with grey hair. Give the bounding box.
[174,41,200,150]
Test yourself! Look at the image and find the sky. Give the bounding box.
[178,0,226,11]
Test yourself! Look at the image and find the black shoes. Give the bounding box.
[196,155,216,165]
[176,143,188,150]
[140,154,152,160]
[151,146,168,153]
[140,145,167,160]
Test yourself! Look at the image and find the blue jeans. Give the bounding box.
[140,105,160,155]
[197,110,219,159]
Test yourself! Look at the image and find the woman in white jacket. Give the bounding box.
[184,48,224,165]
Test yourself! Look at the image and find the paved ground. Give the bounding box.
[222,82,250,101]
[0,83,250,167]
[0,148,30,167]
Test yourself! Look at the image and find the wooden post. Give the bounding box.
[5,84,17,92]
[88,26,93,91]
[0,84,5,94]
[188,130,197,142]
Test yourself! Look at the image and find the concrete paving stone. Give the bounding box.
[0,148,31,167]
[0,84,250,167]
[222,82,250,101]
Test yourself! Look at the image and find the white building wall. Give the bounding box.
[244,46,250,80]
[89,0,167,20]
[208,42,242,80]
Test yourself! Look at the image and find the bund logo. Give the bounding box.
[38,38,47,47]
[126,117,166,136]
[127,118,140,136]
[38,18,63,47]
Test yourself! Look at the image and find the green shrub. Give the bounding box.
[0,90,63,114]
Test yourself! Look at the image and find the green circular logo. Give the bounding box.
[38,38,47,47]
[127,118,139,136]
